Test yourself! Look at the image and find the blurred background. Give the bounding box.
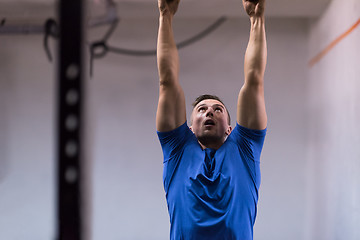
[0,0,359,239]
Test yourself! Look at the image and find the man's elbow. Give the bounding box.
[159,73,178,87]
[245,69,264,86]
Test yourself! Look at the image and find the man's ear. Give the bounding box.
[225,126,232,136]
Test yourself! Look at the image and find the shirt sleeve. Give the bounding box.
[157,122,193,193]
[230,123,267,163]
[229,123,267,190]
[156,122,192,163]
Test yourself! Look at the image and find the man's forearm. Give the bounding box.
[244,17,267,85]
[157,14,179,85]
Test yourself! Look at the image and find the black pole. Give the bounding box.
[57,0,85,239]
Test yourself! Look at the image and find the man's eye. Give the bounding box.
[199,107,206,112]
[215,108,222,112]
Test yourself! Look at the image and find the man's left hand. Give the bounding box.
[242,0,265,18]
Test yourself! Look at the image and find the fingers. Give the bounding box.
[255,0,265,16]
[245,0,265,4]
[243,0,258,4]
[258,0,265,8]
[242,0,265,8]
[158,0,180,15]
[242,0,265,17]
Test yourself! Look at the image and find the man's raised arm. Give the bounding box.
[156,0,186,132]
[237,0,267,130]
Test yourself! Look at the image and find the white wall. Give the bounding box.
[0,35,55,239]
[0,45,9,184]
[306,0,360,239]
[0,17,309,239]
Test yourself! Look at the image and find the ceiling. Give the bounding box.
[115,0,332,18]
[0,0,331,23]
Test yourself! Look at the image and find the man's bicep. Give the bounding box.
[156,82,186,132]
[237,83,267,130]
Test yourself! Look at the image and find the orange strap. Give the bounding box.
[309,18,360,67]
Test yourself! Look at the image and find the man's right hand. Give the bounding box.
[242,0,265,19]
[158,0,180,16]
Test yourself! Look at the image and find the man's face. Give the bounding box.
[190,99,232,144]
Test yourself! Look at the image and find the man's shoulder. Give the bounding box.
[230,123,267,139]
[157,121,197,151]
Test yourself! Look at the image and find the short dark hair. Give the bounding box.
[192,94,231,124]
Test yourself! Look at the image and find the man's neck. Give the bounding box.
[198,138,226,150]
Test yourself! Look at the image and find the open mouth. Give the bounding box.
[204,119,215,126]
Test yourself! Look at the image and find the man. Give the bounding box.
[156,0,267,239]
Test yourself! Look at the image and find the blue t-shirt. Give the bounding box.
[157,122,266,240]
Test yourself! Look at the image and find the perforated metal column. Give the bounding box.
[57,0,85,239]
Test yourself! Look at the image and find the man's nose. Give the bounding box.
[206,108,214,117]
